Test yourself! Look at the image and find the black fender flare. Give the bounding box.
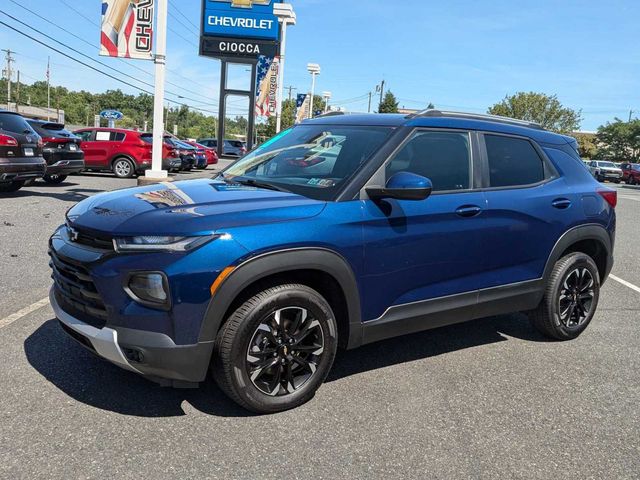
[543,223,613,284]
[198,248,363,347]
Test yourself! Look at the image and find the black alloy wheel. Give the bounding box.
[558,267,596,329]
[246,306,325,396]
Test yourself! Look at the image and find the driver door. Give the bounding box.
[360,129,488,322]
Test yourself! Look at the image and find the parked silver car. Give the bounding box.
[588,160,623,183]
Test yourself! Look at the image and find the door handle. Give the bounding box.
[455,205,482,218]
[552,198,572,210]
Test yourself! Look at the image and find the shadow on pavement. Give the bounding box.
[24,314,547,418]
[3,186,105,202]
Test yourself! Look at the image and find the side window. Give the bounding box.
[485,134,545,188]
[385,131,471,192]
[112,132,126,141]
[95,131,111,141]
[75,131,93,141]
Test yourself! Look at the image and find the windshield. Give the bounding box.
[0,113,35,135]
[599,161,617,168]
[222,125,393,201]
[631,165,640,171]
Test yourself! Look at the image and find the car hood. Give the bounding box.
[599,167,622,172]
[67,179,327,236]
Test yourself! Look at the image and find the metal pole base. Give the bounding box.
[138,170,171,186]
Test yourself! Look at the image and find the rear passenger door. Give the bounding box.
[478,133,573,288]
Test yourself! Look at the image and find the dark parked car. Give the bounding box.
[74,128,181,178]
[620,163,640,185]
[183,140,215,169]
[197,138,247,157]
[0,110,46,193]
[51,111,615,414]
[165,138,196,171]
[27,120,85,184]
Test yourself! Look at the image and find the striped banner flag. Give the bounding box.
[101,0,154,60]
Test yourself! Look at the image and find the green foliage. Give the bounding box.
[488,92,581,134]
[0,78,248,140]
[596,119,640,162]
[575,133,598,159]
[378,91,399,114]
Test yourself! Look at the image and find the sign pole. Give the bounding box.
[146,0,169,183]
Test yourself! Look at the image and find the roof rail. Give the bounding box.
[314,111,346,118]
[408,109,545,130]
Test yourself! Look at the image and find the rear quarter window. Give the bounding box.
[485,134,546,187]
[0,113,34,135]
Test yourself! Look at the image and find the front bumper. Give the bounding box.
[51,286,214,385]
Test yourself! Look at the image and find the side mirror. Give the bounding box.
[366,172,433,202]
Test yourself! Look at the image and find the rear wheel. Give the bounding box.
[212,284,338,414]
[43,174,68,184]
[112,158,135,178]
[0,181,25,193]
[529,253,600,340]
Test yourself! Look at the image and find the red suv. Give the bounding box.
[73,128,181,178]
[621,163,640,185]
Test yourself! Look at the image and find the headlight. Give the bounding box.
[114,235,216,252]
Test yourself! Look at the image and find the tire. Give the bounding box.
[0,181,25,193]
[614,179,621,184]
[212,283,338,414]
[112,158,135,178]
[528,253,600,341]
[43,174,68,184]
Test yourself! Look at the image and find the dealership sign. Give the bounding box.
[202,0,282,42]
[101,0,154,60]
[200,36,279,58]
[100,110,124,120]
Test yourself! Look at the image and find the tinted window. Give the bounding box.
[224,125,392,201]
[385,131,471,192]
[0,113,34,135]
[75,131,93,141]
[113,132,126,141]
[485,135,545,187]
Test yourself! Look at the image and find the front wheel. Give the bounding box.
[528,253,600,340]
[112,158,135,178]
[43,174,68,184]
[212,284,338,414]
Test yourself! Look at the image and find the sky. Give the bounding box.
[0,0,638,130]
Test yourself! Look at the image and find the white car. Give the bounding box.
[588,160,623,183]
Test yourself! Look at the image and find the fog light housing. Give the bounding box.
[125,272,170,310]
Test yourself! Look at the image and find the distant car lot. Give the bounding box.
[0,173,639,478]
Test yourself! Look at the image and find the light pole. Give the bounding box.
[322,91,332,113]
[274,3,296,134]
[307,63,320,119]
[144,0,168,184]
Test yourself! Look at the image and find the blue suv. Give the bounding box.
[49,111,616,413]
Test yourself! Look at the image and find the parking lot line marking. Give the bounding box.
[0,297,50,331]
[610,275,640,294]
[618,196,640,202]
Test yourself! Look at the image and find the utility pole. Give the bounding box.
[16,71,20,111]
[144,0,169,183]
[630,110,635,123]
[378,80,385,108]
[2,49,15,110]
[286,85,297,102]
[368,92,372,113]
[46,57,51,121]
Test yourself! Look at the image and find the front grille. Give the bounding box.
[71,228,114,250]
[49,249,107,329]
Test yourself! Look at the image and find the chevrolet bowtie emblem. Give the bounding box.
[227,0,271,7]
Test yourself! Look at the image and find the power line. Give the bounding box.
[0,11,220,109]
[169,0,200,30]
[0,20,223,116]
[54,0,212,92]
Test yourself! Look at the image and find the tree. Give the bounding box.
[574,132,598,159]
[487,92,581,134]
[378,91,399,114]
[596,119,640,162]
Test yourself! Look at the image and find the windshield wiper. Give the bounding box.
[221,174,291,193]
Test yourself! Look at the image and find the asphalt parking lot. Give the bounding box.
[1,174,639,479]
